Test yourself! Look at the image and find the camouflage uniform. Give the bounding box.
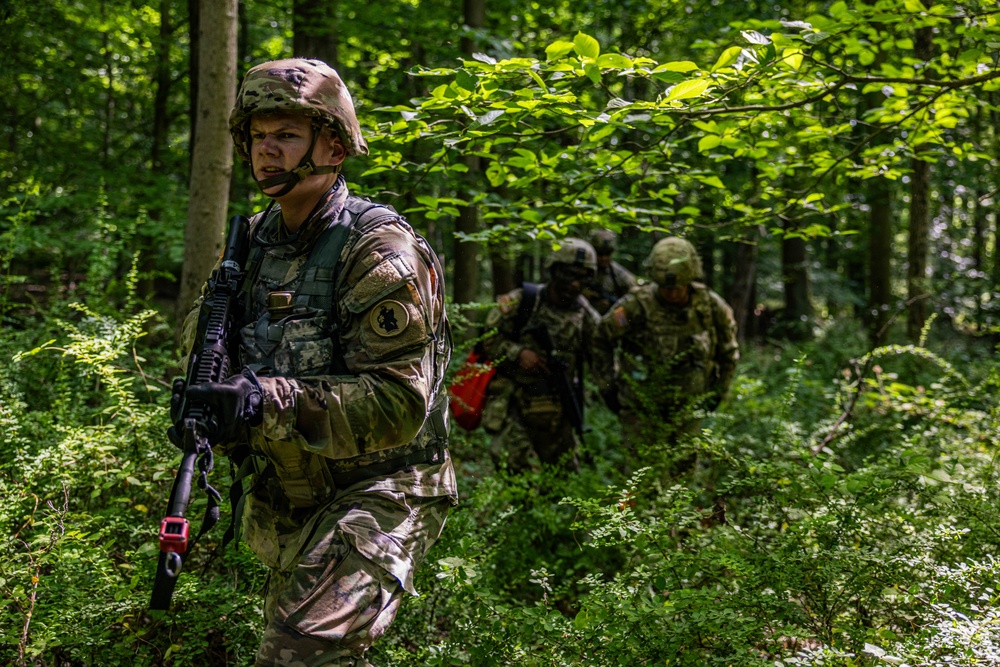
[585,260,638,314]
[593,238,738,450]
[480,240,600,472]
[584,229,638,314]
[184,59,457,667]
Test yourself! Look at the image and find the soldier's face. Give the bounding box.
[249,114,345,197]
[658,284,690,305]
[550,265,591,305]
[597,253,612,269]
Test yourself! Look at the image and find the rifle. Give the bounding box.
[522,323,586,439]
[150,215,250,612]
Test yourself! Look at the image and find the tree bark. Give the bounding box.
[151,0,171,171]
[293,0,338,68]
[867,178,893,345]
[176,0,237,322]
[453,0,486,315]
[906,21,933,342]
[781,226,813,340]
[729,229,759,344]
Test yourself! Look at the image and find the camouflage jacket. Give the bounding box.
[583,261,638,314]
[592,282,739,412]
[181,179,457,575]
[480,285,600,398]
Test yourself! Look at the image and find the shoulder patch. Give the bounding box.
[612,306,628,329]
[370,299,410,337]
[497,294,517,315]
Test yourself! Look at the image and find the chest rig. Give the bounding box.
[624,283,718,398]
[239,197,396,376]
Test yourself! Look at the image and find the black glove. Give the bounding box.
[167,377,187,448]
[184,368,264,445]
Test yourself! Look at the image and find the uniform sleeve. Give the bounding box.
[591,295,635,394]
[710,291,740,400]
[254,219,447,459]
[479,288,528,375]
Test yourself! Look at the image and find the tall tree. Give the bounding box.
[293,0,338,67]
[176,0,237,319]
[906,15,933,342]
[453,0,486,310]
[781,223,813,341]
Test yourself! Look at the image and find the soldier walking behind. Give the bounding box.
[593,237,738,469]
[584,229,638,314]
[479,239,601,473]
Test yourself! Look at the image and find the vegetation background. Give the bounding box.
[1,0,998,665]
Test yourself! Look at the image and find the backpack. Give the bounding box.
[448,283,541,431]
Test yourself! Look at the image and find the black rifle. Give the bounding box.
[523,323,586,439]
[150,215,250,612]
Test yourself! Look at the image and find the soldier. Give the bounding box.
[479,238,600,472]
[583,229,638,314]
[593,237,738,457]
[170,58,456,667]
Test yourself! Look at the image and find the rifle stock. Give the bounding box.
[523,324,586,439]
[150,215,250,612]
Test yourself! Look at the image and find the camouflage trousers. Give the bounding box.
[489,394,579,473]
[255,495,452,667]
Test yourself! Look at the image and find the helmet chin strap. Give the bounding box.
[252,123,341,198]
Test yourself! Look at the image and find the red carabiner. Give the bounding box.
[158,516,190,554]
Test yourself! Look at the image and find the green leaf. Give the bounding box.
[654,61,699,73]
[545,40,575,61]
[663,78,710,102]
[698,135,721,152]
[597,53,633,69]
[573,32,601,59]
[781,48,804,70]
[712,46,744,72]
[694,174,725,189]
[584,62,602,84]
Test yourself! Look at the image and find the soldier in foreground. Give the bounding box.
[171,58,456,666]
[583,229,638,314]
[479,239,600,472]
[593,237,738,459]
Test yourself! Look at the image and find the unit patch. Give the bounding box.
[498,294,516,315]
[371,299,409,337]
[612,306,628,329]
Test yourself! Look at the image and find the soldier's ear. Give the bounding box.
[320,130,347,166]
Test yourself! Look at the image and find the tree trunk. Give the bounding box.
[906,21,933,342]
[729,229,759,344]
[293,0,338,68]
[176,0,237,321]
[453,0,486,316]
[188,0,199,174]
[868,177,893,345]
[781,226,813,341]
[151,0,171,171]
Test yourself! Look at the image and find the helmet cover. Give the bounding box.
[544,237,598,274]
[229,58,368,161]
[647,237,702,288]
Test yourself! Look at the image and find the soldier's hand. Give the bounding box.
[185,368,264,445]
[517,348,549,375]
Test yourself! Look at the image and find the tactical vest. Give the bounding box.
[237,196,451,510]
[625,282,719,399]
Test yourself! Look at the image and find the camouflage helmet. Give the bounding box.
[229,58,369,162]
[543,237,598,274]
[590,229,617,255]
[647,237,703,288]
